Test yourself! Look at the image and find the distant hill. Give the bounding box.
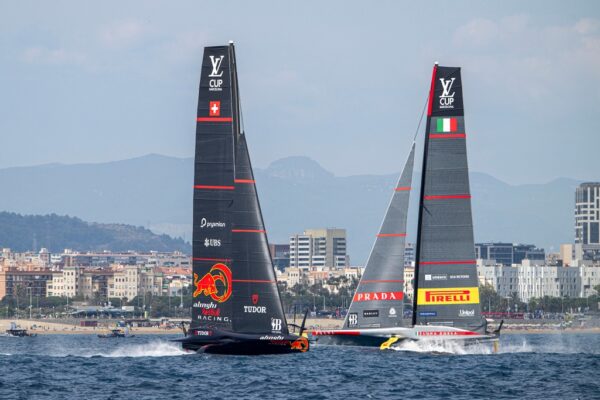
[0,154,585,263]
[0,212,190,253]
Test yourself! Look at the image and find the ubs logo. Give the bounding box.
[208,55,224,91]
[439,77,455,109]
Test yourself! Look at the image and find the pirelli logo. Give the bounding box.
[417,287,479,305]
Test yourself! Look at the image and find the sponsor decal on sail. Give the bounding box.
[424,274,447,281]
[353,291,404,302]
[417,287,479,305]
[204,238,221,247]
[435,117,458,133]
[388,307,397,317]
[271,318,283,332]
[459,309,475,317]
[200,218,226,229]
[209,101,221,117]
[208,55,224,91]
[439,77,455,109]
[348,313,358,327]
[252,294,259,305]
[243,306,267,314]
[193,263,232,303]
[419,311,437,317]
[363,310,379,318]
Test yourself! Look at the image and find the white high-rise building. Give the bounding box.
[289,228,348,270]
[575,182,600,260]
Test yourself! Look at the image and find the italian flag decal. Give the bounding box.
[436,117,457,132]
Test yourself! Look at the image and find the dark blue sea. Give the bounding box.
[0,333,598,399]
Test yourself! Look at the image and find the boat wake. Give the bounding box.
[90,340,190,358]
[391,336,598,355]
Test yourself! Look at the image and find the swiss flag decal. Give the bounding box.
[209,101,221,117]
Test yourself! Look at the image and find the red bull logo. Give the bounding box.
[193,263,232,303]
[290,337,309,352]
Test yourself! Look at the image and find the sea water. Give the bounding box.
[0,333,598,399]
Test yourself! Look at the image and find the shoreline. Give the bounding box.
[2,319,599,336]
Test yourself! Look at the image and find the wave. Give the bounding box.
[89,340,191,358]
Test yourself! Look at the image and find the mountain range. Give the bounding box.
[0,154,583,263]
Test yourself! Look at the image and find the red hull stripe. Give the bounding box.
[420,260,476,265]
[311,330,361,336]
[361,279,404,283]
[235,179,255,184]
[395,186,411,191]
[424,194,471,200]
[231,229,265,233]
[197,117,233,122]
[194,185,235,190]
[430,133,466,139]
[193,257,231,262]
[377,233,406,237]
[232,279,275,283]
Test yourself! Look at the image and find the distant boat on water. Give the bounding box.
[175,42,309,355]
[3,322,37,337]
[312,63,502,350]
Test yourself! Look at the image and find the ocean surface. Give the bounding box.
[0,333,598,400]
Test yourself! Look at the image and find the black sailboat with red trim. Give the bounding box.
[176,42,309,355]
[312,63,501,349]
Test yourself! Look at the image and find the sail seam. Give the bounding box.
[376,233,406,237]
[193,185,235,190]
[430,133,466,139]
[394,186,411,191]
[234,179,255,183]
[231,229,265,233]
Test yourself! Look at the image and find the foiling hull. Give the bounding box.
[176,328,309,355]
[311,325,499,348]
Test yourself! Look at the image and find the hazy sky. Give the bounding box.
[1,1,599,184]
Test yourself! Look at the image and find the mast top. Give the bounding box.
[434,61,439,65]
[229,40,234,44]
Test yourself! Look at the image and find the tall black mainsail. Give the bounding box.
[343,144,415,330]
[181,42,307,354]
[412,64,485,333]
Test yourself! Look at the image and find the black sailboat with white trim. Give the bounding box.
[176,42,309,355]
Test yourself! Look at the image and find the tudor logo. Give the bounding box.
[439,77,456,109]
[243,305,266,314]
[208,55,224,91]
[271,318,282,332]
[252,294,259,305]
[348,313,358,327]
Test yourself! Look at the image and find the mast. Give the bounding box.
[412,63,438,326]
[412,63,484,331]
[345,144,415,329]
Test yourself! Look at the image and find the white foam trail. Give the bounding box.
[93,340,190,358]
[391,339,493,355]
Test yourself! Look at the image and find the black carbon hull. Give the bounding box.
[176,329,309,355]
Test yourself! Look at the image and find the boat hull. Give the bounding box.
[311,325,499,349]
[176,329,310,355]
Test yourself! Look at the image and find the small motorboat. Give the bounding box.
[97,328,135,338]
[4,322,37,337]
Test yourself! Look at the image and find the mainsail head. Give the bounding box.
[344,144,415,329]
[413,64,485,332]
